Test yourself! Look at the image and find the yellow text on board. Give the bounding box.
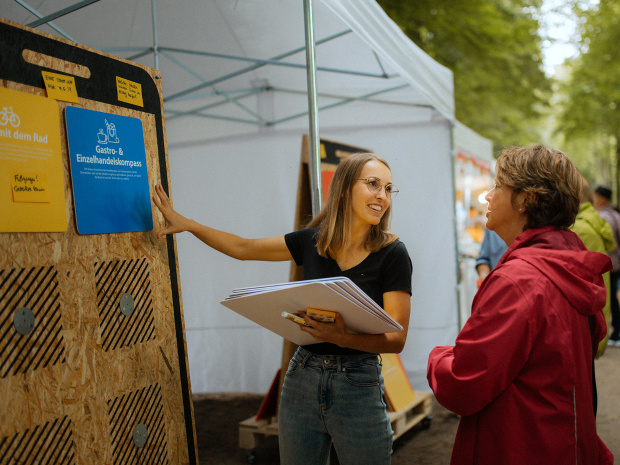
[11,172,52,203]
[116,76,144,107]
[42,71,79,103]
[0,87,67,232]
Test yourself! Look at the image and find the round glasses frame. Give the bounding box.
[358,177,399,199]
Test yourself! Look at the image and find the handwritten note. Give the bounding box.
[11,172,52,203]
[42,71,79,103]
[116,76,144,107]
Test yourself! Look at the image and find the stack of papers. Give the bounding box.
[221,277,403,346]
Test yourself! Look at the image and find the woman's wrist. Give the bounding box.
[186,218,202,234]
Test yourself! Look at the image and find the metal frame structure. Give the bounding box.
[10,0,426,129]
[10,0,442,222]
[10,0,428,214]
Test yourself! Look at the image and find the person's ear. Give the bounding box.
[522,192,535,212]
[516,191,533,213]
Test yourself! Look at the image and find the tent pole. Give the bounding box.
[278,1,323,420]
[303,0,323,216]
[151,0,159,70]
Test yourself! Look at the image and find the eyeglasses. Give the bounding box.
[358,177,399,199]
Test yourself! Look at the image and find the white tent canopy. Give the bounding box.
[4,0,459,393]
[454,122,494,166]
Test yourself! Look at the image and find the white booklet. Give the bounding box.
[221,277,402,345]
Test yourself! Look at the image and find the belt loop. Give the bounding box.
[378,354,383,365]
[299,348,312,368]
[337,356,342,372]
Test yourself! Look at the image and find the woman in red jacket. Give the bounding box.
[427,145,614,465]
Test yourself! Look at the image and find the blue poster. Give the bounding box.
[65,107,153,235]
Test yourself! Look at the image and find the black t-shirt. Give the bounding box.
[284,228,413,355]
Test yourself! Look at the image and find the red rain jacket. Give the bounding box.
[428,227,614,465]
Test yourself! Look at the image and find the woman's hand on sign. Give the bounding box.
[152,184,193,238]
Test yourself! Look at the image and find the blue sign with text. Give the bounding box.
[65,106,153,234]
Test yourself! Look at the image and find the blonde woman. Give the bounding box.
[153,153,412,465]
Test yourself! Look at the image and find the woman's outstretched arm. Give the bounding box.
[152,184,292,262]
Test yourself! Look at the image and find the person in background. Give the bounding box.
[593,185,620,346]
[153,153,412,465]
[427,145,614,465]
[475,228,508,286]
[571,179,616,357]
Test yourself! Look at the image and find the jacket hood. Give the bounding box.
[499,226,611,316]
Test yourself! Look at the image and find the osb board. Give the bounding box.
[0,19,197,465]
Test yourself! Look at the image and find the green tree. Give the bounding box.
[558,0,620,200]
[377,0,552,152]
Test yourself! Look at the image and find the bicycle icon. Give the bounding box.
[1,106,21,128]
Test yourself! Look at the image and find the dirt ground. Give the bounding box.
[193,347,620,464]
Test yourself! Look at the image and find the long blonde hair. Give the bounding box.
[307,153,398,257]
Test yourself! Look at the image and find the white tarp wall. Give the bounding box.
[4,0,459,393]
[171,120,457,393]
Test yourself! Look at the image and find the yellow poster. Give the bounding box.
[381,353,415,411]
[0,87,67,232]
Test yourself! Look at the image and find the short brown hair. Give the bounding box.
[579,176,593,204]
[307,153,398,257]
[495,145,581,230]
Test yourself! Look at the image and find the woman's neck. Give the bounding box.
[335,222,370,257]
[350,222,371,249]
[333,235,371,271]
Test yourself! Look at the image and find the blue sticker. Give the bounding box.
[65,107,153,235]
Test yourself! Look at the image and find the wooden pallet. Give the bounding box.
[239,390,433,451]
[239,416,278,451]
[388,390,433,440]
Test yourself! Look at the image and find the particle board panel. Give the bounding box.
[0,19,197,465]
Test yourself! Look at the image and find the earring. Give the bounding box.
[519,208,523,213]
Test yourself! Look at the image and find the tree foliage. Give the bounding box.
[561,0,620,136]
[377,0,552,152]
[558,0,620,196]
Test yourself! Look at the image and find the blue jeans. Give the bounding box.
[278,347,393,465]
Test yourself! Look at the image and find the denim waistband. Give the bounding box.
[294,346,380,371]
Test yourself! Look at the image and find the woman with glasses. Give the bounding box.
[427,145,614,465]
[153,152,412,465]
